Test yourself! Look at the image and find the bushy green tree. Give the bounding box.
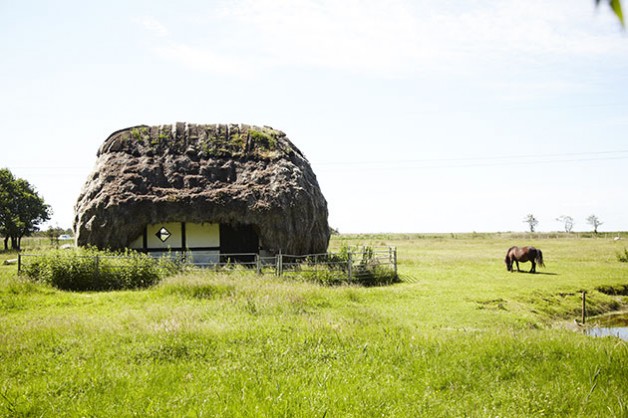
[0,168,51,250]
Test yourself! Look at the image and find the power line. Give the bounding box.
[316,149,628,165]
[314,150,628,171]
[403,102,628,116]
[4,150,627,173]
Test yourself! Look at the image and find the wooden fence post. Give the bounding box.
[256,254,261,275]
[17,254,21,274]
[347,251,352,281]
[276,251,283,277]
[581,291,587,324]
[393,247,398,278]
[94,256,100,282]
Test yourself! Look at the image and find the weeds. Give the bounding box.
[20,248,178,291]
[285,245,398,286]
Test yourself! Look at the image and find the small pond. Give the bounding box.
[585,312,628,341]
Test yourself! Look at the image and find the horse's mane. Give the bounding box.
[506,246,517,255]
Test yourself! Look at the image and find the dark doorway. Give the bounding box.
[220,223,259,262]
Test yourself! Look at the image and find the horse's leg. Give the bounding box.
[515,260,520,272]
[530,260,536,273]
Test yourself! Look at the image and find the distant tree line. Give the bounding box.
[39,225,74,247]
[0,168,51,251]
[523,213,604,233]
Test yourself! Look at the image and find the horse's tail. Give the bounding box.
[536,249,545,268]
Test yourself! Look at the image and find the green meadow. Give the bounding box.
[1,233,627,417]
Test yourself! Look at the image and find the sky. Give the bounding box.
[1,0,627,234]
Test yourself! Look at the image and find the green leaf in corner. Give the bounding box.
[610,0,625,26]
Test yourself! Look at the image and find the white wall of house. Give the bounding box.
[129,233,144,250]
[128,222,260,265]
[129,222,220,251]
[186,223,220,247]
[148,222,183,249]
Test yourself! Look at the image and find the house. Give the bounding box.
[74,123,330,262]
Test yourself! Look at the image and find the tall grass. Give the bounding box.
[1,234,627,417]
[19,248,178,291]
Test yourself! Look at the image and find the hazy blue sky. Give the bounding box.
[1,0,627,233]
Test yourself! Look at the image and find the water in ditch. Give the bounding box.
[585,312,628,341]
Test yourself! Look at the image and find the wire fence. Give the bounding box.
[18,246,398,284]
[276,247,398,283]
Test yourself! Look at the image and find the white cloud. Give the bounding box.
[134,16,169,37]
[221,0,430,76]
[153,41,257,77]
[136,0,628,79]
[446,1,626,56]
[488,80,590,102]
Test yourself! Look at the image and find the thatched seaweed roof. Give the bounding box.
[74,123,330,254]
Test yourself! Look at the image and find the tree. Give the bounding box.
[586,214,603,234]
[523,214,539,233]
[556,215,575,233]
[0,168,51,250]
[46,225,65,246]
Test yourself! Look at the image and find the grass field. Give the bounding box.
[1,233,627,417]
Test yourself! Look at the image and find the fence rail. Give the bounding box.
[18,246,398,283]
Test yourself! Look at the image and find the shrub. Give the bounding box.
[298,264,346,286]
[616,248,628,263]
[352,264,399,287]
[249,129,277,151]
[295,245,399,287]
[21,248,178,291]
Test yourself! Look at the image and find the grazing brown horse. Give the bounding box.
[505,246,545,273]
